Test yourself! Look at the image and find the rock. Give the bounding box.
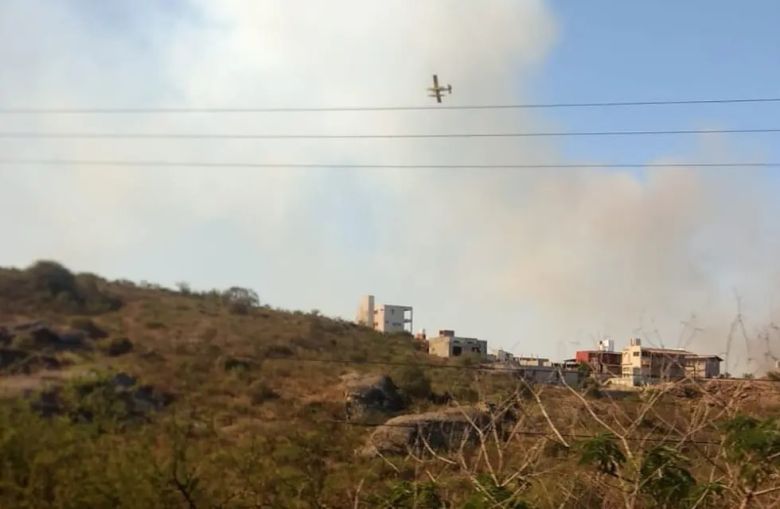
[344,374,405,420]
[4,321,89,351]
[0,348,59,373]
[360,405,505,457]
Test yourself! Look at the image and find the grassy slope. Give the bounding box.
[1,264,779,508]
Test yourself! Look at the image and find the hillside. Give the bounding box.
[1,261,779,508]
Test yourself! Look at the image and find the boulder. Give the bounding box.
[344,374,405,420]
[4,321,89,351]
[360,405,503,457]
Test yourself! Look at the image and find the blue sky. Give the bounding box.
[536,0,780,164]
[1,1,779,372]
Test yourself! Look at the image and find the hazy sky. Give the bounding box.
[2,1,780,372]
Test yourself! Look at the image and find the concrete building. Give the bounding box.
[355,295,413,333]
[684,355,723,379]
[620,338,721,386]
[576,350,622,376]
[492,349,515,363]
[428,330,487,360]
[515,356,550,367]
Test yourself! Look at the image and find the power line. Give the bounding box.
[1,158,779,170]
[0,128,779,141]
[1,96,779,114]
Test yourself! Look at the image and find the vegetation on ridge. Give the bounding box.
[0,261,779,508]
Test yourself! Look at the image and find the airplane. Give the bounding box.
[428,74,452,103]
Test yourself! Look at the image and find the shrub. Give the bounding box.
[69,317,108,339]
[222,356,255,372]
[248,380,279,405]
[393,365,432,401]
[99,337,134,357]
[10,332,38,351]
[222,287,259,315]
[581,377,603,398]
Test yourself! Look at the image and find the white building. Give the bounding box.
[492,349,515,363]
[428,330,488,359]
[355,295,413,333]
[620,338,721,386]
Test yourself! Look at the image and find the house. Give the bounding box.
[575,350,622,376]
[620,338,721,385]
[492,349,515,363]
[428,330,487,359]
[684,355,722,379]
[515,356,550,367]
[355,295,413,333]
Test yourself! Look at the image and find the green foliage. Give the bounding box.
[0,261,121,314]
[393,365,433,401]
[377,480,442,509]
[766,370,780,381]
[578,433,625,476]
[464,474,530,509]
[722,415,780,486]
[639,446,695,508]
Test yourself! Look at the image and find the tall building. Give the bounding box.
[355,295,413,333]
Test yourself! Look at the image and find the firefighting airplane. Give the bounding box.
[428,74,452,103]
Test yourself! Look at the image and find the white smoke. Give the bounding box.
[1,1,778,373]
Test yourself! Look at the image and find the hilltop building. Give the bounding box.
[428,330,487,359]
[619,338,722,386]
[576,339,622,376]
[356,295,413,334]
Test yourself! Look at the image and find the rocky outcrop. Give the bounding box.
[344,374,405,420]
[360,405,503,457]
[2,321,90,351]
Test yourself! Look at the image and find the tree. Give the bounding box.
[221,287,259,315]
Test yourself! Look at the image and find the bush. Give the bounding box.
[99,337,133,357]
[393,365,433,401]
[248,380,279,405]
[0,262,121,314]
[69,317,108,339]
[222,287,259,315]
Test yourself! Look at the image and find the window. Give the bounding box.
[452,346,462,356]
[633,351,640,357]
[472,347,480,353]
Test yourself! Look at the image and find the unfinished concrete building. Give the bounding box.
[355,295,413,334]
[428,330,487,360]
